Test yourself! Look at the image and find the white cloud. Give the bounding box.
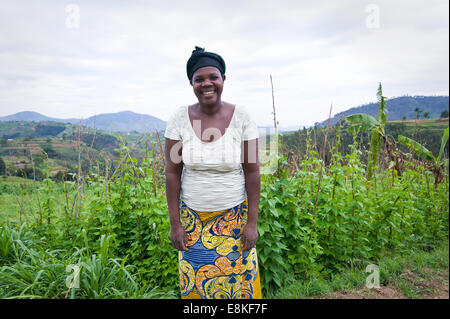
[0,0,448,127]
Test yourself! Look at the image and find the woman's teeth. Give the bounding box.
[203,91,215,95]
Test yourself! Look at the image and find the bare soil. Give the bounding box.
[315,268,449,299]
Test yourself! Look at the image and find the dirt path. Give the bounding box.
[315,268,449,299]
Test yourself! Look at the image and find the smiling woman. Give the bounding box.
[164,46,262,299]
[191,67,225,108]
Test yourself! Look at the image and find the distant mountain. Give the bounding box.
[0,111,61,122]
[0,110,166,133]
[2,95,448,134]
[318,95,449,127]
[81,111,166,133]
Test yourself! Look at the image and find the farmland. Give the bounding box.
[0,110,448,298]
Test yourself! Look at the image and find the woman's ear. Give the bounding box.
[189,79,193,86]
[222,74,226,82]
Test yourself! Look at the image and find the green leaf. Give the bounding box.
[345,113,379,130]
[268,199,276,208]
[273,220,282,228]
[258,223,269,236]
[437,127,449,162]
[398,135,435,162]
[270,208,279,217]
[377,83,388,125]
[273,274,282,287]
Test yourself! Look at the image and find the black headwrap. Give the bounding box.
[186,46,226,81]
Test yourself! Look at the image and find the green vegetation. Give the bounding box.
[0,121,161,184]
[319,95,448,126]
[0,225,175,298]
[281,117,449,165]
[398,127,449,188]
[0,87,448,299]
[265,240,448,298]
[345,83,388,179]
[0,123,448,298]
[0,158,5,175]
[0,121,66,140]
[257,134,448,292]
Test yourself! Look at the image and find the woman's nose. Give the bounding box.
[202,79,212,87]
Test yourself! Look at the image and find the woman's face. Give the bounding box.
[191,66,226,106]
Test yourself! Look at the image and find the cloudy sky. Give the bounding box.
[0,0,448,127]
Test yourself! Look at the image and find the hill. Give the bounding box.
[0,123,160,180]
[81,111,166,133]
[318,95,449,127]
[0,111,166,133]
[0,111,67,122]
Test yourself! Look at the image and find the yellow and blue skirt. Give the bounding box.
[178,198,262,299]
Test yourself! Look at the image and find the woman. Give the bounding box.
[164,46,262,299]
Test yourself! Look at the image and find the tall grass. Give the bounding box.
[0,224,175,299]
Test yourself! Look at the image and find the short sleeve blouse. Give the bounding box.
[164,104,259,211]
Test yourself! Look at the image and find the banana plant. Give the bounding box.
[398,127,449,188]
[345,83,388,179]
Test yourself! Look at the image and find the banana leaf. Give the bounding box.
[437,127,449,163]
[345,113,379,130]
[398,135,435,162]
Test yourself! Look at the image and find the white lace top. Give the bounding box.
[164,104,259,211]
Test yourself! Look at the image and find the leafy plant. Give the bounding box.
[398,127,449,187]
[345,83,388,179]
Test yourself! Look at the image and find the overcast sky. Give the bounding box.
[0,0,448,127]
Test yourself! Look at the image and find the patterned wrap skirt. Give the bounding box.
[178,198,262,299]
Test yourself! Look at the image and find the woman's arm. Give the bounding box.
[241,138,260,251]
[164,138,188,251]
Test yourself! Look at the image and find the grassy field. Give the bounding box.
[0,176,68,224]
[267,241,449,299]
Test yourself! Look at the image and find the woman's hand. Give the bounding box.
[241,222,258,251]
[170,223,189,251]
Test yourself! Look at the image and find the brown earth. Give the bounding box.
[314,268,449,299]
[52,142,76,147]
[388,118,448,124]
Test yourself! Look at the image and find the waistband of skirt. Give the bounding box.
[179,198,248,214]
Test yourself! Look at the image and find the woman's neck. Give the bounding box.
[198,100,223,116]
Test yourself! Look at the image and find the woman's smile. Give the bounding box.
[191,66,225,106]
[202,90,216,96]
